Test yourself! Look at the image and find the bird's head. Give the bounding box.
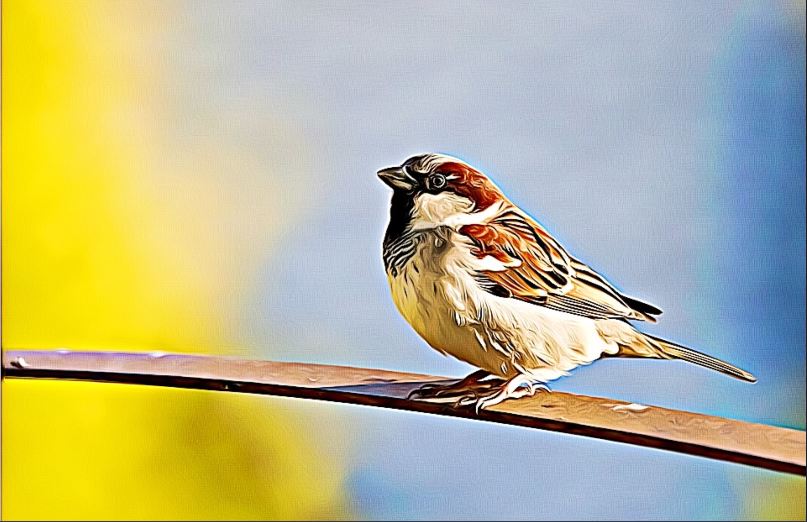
[377,153,505,232]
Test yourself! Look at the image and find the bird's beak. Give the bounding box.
[377,166,416,191]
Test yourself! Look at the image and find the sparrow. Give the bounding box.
[378,153,756,411]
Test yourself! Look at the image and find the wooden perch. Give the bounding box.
[2,349,804,476]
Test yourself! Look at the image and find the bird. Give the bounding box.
[377,153,756,411]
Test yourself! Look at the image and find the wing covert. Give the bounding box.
[459,208,661,322]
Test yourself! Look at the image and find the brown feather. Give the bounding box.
[460,204,662,322]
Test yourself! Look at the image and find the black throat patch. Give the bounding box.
[382,191,418,275]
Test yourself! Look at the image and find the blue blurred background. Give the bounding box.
[5,0,804,519]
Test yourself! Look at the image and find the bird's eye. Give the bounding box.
[429,173,446,190]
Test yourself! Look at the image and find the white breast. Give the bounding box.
[388,229,618,380]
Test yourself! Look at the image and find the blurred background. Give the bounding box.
[2,0,804,519]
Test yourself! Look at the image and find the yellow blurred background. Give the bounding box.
[2,0,351,518]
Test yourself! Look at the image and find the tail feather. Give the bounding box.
[646,334,757,383]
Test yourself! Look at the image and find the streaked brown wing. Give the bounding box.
[459,208,661,322]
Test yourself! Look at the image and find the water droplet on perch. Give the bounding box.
[11,357,30,369]
[611,403,648,412]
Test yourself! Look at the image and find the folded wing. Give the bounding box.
[459,207,662,322]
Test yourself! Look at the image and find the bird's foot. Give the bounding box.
[407,370,498,401]
[454,375,549,413]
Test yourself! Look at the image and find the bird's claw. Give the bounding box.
[407,374,549,413]
[405,383,441,400]
[406,370,496,402]
[462,378,550,413]
[406,382,458,401]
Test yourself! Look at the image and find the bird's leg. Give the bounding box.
[407,370,498,401]
[455,374,549,413]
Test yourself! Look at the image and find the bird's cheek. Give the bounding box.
[411,192,475,228]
